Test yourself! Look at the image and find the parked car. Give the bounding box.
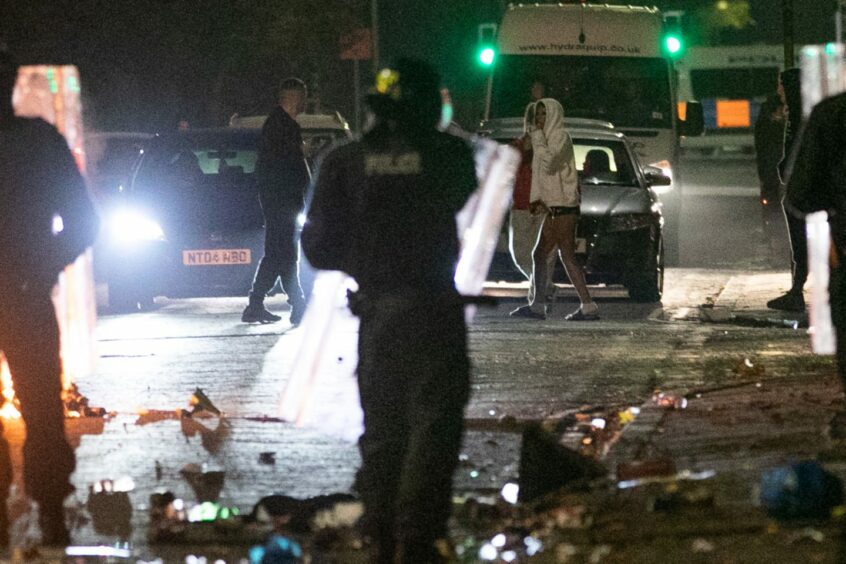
[480,117,667,302]
[96,115,354,311]
[84,131,152,203]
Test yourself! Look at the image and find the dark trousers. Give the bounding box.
[784,203,809,293]
[354,295,469,562]
[0,293,75,507]
[249,215,304,309]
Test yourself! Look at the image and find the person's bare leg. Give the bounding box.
[557,214,595,309]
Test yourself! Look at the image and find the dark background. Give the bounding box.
[0,1,837,132]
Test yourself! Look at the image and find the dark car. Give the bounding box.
[96,128,265,310]
[483,117,667,302]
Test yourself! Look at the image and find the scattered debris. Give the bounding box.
[187,388,221,417]
[180,464,226,503]
[733,357,766,378]
[87,479,133,538]
[760,461,844,520]
[651,482,714,512]
[148,491,250,544]
[250,493,357,533]
[691,538,715,553]
[249,535,303,564]
[518,424,606,503]
[699,307,804,329]
[788,527,826,544]
[259,452,276,465]
[64,383,108,417]
[652,391,687,410]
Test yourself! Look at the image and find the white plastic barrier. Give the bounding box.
[800,46,846,355]
[806,212,837,354]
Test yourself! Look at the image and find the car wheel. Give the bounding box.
[627,239,664,303]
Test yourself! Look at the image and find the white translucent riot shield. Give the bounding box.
[800,44,846,118]
[0,66,98,400]
[806,212,837,354]
[800,47,846,355]
[279,138,519,442]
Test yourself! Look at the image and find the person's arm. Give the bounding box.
[301,148,352,271]
[49,129,100,267]
[530,128,565,174]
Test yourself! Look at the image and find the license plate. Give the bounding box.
[182,249,251,266]
[576,238,587,253]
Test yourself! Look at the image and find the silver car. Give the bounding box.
[480,117,668,302]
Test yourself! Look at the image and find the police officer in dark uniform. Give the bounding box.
[785,91,846,386]
[0,47,99,546]
[242,78,310,325]
[302,59,477,563]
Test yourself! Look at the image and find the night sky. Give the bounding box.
[0,0,838,132]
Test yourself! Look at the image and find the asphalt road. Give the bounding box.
[678,155,789,270]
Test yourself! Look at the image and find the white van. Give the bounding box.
[483,3,703,264]
[675,45,788,156]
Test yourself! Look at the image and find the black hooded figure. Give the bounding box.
[0,46,99,546]
[302,58,477,563]
[768,68,807,312]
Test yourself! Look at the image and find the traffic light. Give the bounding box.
[477,23,497,68]
[663,11,685,58]
[664,33,683,56]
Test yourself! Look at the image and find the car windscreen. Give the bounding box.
[133,131,260,194]
[491,55,672,128]
[302,128,349,162]
[572,138,637,186]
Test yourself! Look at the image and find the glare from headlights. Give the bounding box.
[109,209,165,243]
[650,159,674,195]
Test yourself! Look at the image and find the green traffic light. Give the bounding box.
[479,47,496,66]
[665,35,682,55]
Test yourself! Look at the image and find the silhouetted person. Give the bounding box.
[754,93,787,265]
[768,68,807,312]
[302,59,477,563]
[0,47,99,546]
[242,78,309,325]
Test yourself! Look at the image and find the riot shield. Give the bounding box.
[800,46,846,355]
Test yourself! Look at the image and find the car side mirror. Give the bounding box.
[680,100,704,137]
[643,165,671,187]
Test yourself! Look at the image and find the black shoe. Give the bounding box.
[509,305,546,320]
[565,308,600,321]
[289,304,306,326]
[241,303,282,323]
[766,291,805,312]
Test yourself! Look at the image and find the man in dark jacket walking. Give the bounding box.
[785,91,846,385]
[0,47,99,546]
[242,78,310,325]
[302,59,477,563]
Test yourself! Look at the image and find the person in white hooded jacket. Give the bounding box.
[511,98,598,320]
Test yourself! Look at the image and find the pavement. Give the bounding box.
[1,268,844,562]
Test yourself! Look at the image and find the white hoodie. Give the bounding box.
[529,98,579,208]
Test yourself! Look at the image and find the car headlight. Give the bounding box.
[608,214,656,232]
[650,160,673,194]
[109,209,165,243]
